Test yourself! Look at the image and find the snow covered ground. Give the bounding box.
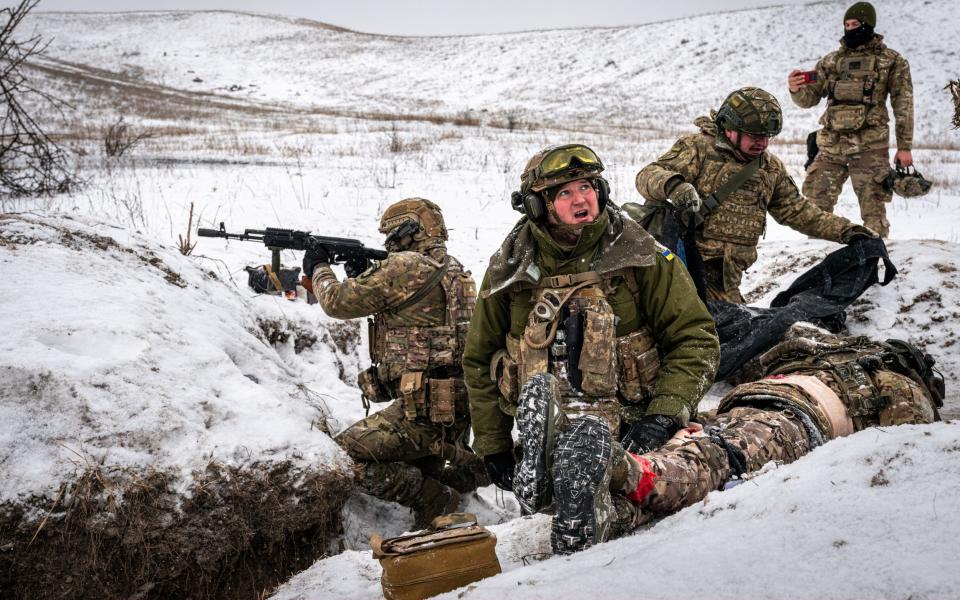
[2,1,959,598]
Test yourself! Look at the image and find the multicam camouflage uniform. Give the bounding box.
[312,199,486,527]
[634,327,941,518]
[636,88,859,304]
[792,31,914,237]
[464,145,720,553]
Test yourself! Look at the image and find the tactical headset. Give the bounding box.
[511,177,610,222]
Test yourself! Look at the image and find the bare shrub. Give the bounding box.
[947,79,960,129]
[103,115,153,157]
[177,202,197,256]
[0,0,76,197]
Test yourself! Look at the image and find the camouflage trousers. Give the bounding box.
[803,148,893,237]
[335,401,488,509]
[639,407,810,516]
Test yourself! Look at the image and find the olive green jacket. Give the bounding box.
[464,207,720,457]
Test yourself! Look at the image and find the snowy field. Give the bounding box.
[2,1,959,598]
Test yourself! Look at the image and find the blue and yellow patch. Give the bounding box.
[660,248,676,261]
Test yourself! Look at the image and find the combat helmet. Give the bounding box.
[884,165,932,198]
[379,198,447,252]
[716,87,783,138]
[512,144,610,221]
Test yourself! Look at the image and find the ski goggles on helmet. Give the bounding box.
[532,145,604,185]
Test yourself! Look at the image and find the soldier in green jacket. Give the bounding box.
[789,1,914,237]
[304,198,486,528]
[463,144,720,554]
[635,87,876,304]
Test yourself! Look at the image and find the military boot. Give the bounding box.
[551,415,615,555]
[413,477,461,530]
[514,373,568,515]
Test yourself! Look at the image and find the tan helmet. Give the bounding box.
[884,166,932,198]
[716,87,783,137]
[378,198,448,251]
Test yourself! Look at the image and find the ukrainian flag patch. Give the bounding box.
[661,248,676,261]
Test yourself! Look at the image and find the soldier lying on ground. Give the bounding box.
[635,87,877,304]
[463,144,720,554]
[304,199,488,528]
[627,324,942,519]
[788,1,914,238]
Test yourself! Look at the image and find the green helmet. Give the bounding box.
[716,87,783,137]
[884,166,932,198]
[520,144,605,193]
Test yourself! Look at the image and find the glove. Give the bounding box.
[671,182,702,213]
[483,450,516,491]
[302,245,332,279]
[344,256,370,279]
[840,224,880,244]
[621,414,679,455]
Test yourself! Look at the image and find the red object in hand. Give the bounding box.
[801,70,818,83]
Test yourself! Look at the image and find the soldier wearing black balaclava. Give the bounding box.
[788,1,914,238]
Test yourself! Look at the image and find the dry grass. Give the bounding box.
[1,461,353,600]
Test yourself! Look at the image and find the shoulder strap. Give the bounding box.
[700,157,761,216]
[385,256,450,315]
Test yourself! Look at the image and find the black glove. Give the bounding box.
[621,414,679,455]
[344,256,370,279]
[483,450,516,491]
[302,245,332,278]
[840,224,879,244]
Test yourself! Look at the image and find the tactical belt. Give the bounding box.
[699,157,761,216]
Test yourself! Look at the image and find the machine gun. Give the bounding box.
[198,223,389,290]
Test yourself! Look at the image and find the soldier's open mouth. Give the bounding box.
[574,209,589,219]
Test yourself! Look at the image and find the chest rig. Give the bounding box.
[700,159,769,248]
[825,52,882,132]
[360,256,477,425]
[493,271,660,433]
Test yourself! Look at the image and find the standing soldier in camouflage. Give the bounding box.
[635,86,876,304]
[788,1,914,238]
[629,325,942,518]
[463,144,720,554]
[304,198,486,528]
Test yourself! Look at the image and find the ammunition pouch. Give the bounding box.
[825,103,867,132]
[832,79,869,103]
[616,328,661,420]
[399,371,468,425]
[358,365,392,405]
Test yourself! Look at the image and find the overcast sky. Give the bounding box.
[34,0,821,36]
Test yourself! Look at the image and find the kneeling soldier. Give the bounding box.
[305,198,486,528]
[463,144,721,554]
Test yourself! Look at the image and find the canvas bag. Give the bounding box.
[371,513,501,600]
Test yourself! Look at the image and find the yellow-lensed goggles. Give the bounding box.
[535,145,604,180]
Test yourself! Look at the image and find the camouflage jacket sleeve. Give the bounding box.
[311,253,435,319]
[766,156,852,242]
[634,251,720,422]
[463,272,515,457]
[789,55,831,108]
[635,135,703,201]
[888,52,914,151]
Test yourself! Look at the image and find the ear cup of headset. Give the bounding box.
[594,177,610,210]
[511,190,546,221]
[523,192,547,221]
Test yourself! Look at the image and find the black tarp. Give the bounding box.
[709,238,897,380]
